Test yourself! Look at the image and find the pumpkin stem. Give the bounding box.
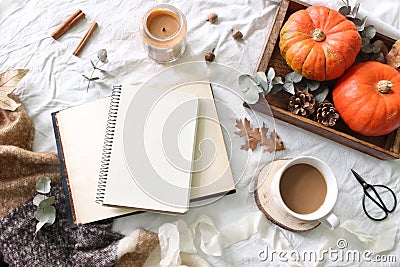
[376,80,392,94]
[311,28,326,42]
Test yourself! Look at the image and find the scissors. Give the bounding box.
[351,169,397,221]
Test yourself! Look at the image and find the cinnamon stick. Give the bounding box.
[73,22,98,57]
[51,9,85,40]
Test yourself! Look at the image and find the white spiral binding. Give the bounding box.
[95,85,122,204]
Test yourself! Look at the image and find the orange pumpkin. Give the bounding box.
[333,61,400,136]
[279,6,362,81]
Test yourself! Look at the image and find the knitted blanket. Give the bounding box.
[0,95,210,267]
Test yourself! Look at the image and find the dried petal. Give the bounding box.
[0,69,29,111]
[386,40,400,68]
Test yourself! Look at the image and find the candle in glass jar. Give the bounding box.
[141,4,187,63]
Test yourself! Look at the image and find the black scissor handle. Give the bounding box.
[362,184,397,221]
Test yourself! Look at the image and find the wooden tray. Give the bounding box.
[246,0,400,160]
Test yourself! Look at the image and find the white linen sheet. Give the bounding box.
[1,0,399,266]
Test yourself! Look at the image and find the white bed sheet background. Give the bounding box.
[1,0,399,266]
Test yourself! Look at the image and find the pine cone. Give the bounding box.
[288,90,316,117]
[314,100,339,127]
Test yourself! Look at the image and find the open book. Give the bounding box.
[52,83,235,224]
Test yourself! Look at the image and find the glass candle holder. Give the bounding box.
[140,4,187,63]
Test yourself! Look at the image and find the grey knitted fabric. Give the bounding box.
[0,182,123,267]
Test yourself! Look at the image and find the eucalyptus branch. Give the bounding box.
[82,49,108,92]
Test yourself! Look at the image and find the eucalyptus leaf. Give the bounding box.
[362,38,371,47]
[270,84,284,95]
[88,77,100,81]
[285,72,295,82]
[90,59,96,69]
[354,17,368,32]
[255,72,269,93]
[272,77,283,85]
[285,71,302,83]
[361,44,373,53]
[39,196,55,208]
[267,68,275,81]
[306,80,320,91]
[33,195,47,206]
[339,6,351,16]
[372,46,381,54]
[292,72,303,83]
[34,206,56,224]
[239,74,263,103]
[97,49,108,63]
[312,85,329,103]
[341,0,349,7]
[351,2,360,17]
[238,74,258,93]
[243,89,260,104]
[372,40,384,53]
[363,25,376,40]
[36,176,51,194]
[370,52,385,63]
[283,82,295,95]
[35,221,47,235]
[82,74,90,80]
[295,80,308,91]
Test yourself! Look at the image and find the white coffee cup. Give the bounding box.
[270,156,339,229]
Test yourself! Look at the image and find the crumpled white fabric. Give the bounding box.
[158,220,197,267]
[341,219,397,254]
[158,212,397,267]
[158,212,302,266]
[313,218,398,267]
[1,0,400,266]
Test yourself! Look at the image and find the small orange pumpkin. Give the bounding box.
[333,61,400,136]
[279,6,362,81]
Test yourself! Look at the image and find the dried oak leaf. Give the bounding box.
[240,137,258,151]
[234,118,252,137]
[386,40,400,68]
[234,118,285,153]
[0,69,29,111]
[264,130,285,153]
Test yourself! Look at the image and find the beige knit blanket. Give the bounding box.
[0,94,60,218]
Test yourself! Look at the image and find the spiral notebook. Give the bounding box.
[96,85,199,214]
[53,83,236,224]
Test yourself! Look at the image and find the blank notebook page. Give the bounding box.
[102,85,199,214]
